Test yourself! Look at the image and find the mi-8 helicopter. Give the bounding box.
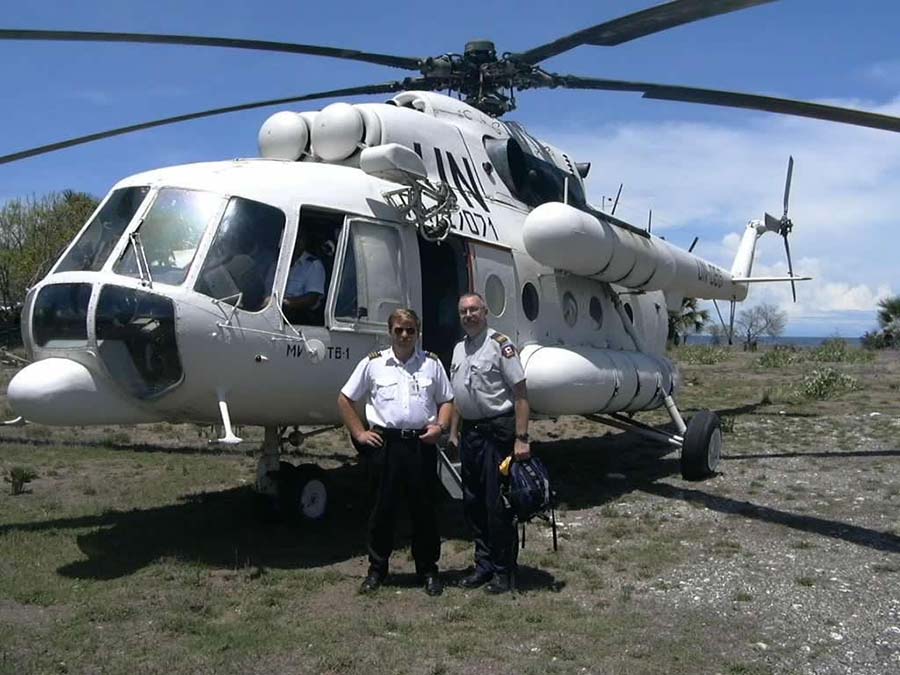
[3,0,898,520]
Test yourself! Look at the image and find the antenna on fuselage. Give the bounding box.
[611,183,623,215]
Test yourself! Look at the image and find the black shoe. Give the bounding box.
[459,570,492,589]
[358,572,383,595]
[484,574,512,595]
[423,572,443,597]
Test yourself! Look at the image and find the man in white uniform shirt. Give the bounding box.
[282,231,326,324]
[338,308,454,596]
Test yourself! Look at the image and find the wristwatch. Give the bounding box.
[516,433,530,442]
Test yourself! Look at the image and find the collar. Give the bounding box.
[465,327,489,347]
[386,347,423,366]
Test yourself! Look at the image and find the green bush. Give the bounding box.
[810,338,874,363]
[4,466,38,495]
[797,367,860,400]
[673,345,730,365]
[757,345,804,368]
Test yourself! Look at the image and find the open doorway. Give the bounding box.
[418,237,469,370]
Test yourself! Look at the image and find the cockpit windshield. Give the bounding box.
[114,188,222,286]
[194,197,286,312]
[55,186,149,273]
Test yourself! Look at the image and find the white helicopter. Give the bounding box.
[2,0,897,520]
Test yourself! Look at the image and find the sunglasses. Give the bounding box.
[392,326,418,336]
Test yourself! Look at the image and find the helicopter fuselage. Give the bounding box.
[10,91,750,428]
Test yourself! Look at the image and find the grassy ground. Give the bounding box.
[1,347,898,674]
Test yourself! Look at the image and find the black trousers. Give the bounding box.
[460,416,517,577]
[365,436,440,577]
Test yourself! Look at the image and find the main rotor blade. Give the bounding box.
[514,0,776,65]
[0,81,414,165]
[0,29,422,71]
[551,74,900,134]
[783,155,793,217]
[782,234,797,302]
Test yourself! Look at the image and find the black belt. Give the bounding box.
[463,411,513,432]
[373,426,424,440]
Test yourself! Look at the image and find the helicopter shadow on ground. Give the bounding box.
[535,424,900,555]
[0,456,493,582]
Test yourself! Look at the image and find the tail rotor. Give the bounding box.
[764,156,797,302]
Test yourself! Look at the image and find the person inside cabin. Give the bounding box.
[282,230,326,325]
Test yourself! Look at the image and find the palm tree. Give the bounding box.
[877,295,900,329]
[668,297,710,346]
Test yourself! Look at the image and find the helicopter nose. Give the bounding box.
[8,358,163,425]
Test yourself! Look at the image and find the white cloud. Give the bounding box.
[535,95,900,334]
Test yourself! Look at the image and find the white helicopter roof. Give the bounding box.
[113,159,392,219]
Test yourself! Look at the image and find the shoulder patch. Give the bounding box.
[501,343,517,359]
[490,332,509,345]
[368,350,382,360]
[425,351,439,360]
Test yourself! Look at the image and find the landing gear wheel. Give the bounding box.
[680,410,722,481]
[280,462,328,522]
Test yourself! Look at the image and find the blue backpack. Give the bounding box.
[505,456,558,551]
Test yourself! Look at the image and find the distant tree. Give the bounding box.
[735,303,787,350]
[707,323,726,346]
[0,190,98,309]
[668,297,710,346]
[862,294,900,349]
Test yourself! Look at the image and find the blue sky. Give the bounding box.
[2,0,898,336]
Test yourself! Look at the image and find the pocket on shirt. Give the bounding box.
[373,379,398,401]
[470,359,499,388]
[413,376,433,398]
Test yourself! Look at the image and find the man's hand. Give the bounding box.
[513,438,531,461]
[419,424,443,445]
[354,429,384,448]
[447,431,459,449]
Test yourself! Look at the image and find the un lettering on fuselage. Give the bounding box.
[412,142,499,242]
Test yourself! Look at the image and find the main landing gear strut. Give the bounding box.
[585,395,722,480]
[256,425,333,521]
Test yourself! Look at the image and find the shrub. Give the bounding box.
[4,466,38,495]
[757,345,804,368]
[797,367,859,400]
[674,345,730,365]
[810,338,874,363]
[862,329,898,350]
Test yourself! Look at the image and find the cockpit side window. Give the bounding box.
[55,186,149,273]
[114,188,221,286]
[283,207,343,326]
[194,197,286,312]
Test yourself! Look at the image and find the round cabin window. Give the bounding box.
[589,296,603,329]
[563,291,578,327]
[522,282,539,321]
[485,274,506,316]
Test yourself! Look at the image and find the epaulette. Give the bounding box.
[425,351,439,360]
[367,350,382,360]
[490,332,509,345]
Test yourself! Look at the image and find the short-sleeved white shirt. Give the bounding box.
[450,327,525,420]
[285,252,326,297]
[341,347,454,429]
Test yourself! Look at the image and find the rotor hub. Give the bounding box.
[464,40,497,64]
